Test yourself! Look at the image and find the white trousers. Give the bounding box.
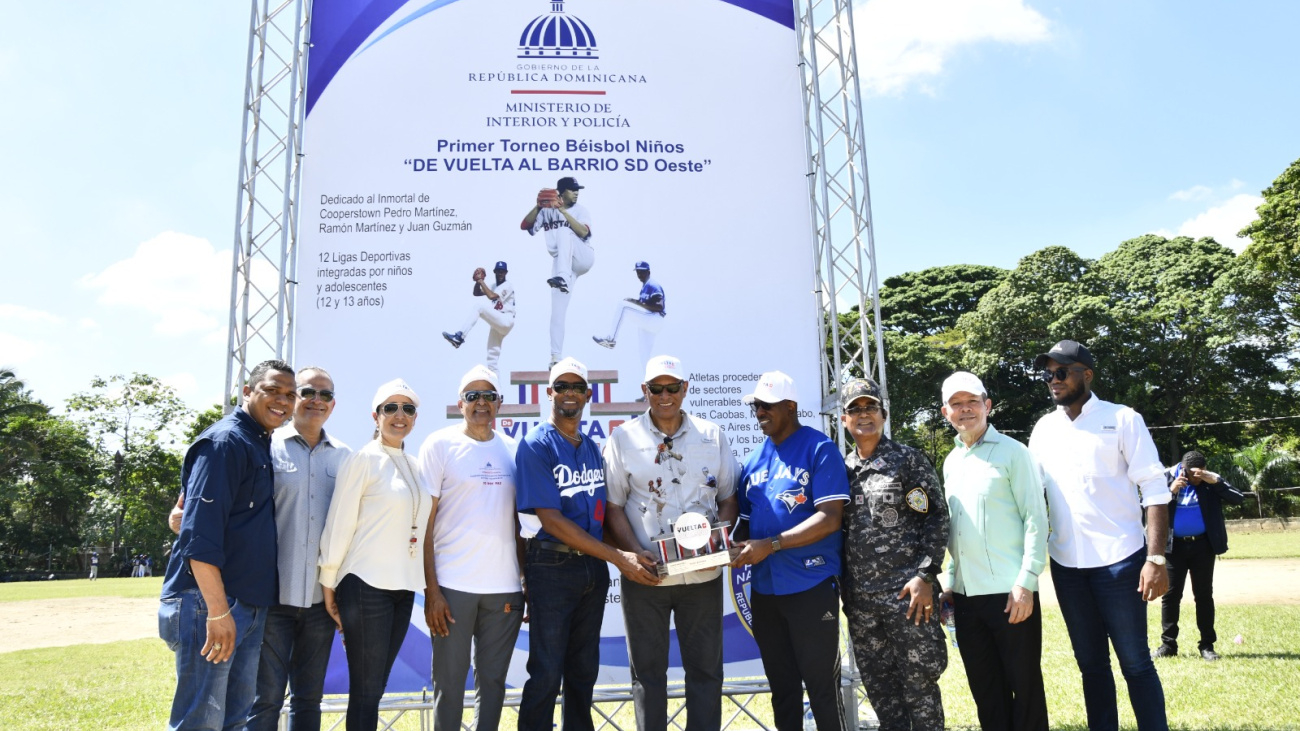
[461,301,515,372]
[600,303,666,367]
[548,236,595,360]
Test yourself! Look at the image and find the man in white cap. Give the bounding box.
[603,355,739,731]
[939,371,1049,731]
[418,365,524,731]
[514,357,661,731]
[729,371,849,731]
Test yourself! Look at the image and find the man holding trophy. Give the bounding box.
[604,355,740,731]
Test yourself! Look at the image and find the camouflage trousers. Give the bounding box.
[844,589,947,731]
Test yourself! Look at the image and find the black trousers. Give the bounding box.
[952,591,1048,731]
[750,578,845,731]
[1160,536,1218,651]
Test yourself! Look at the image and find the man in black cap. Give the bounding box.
[521,176,594,367]
[1027,339,1171,731]
[1153,450,1245,662]
[443,260,516,373]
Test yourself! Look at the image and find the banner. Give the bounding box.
[297,0,819,692]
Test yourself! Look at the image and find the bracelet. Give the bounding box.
[206,608,232,622]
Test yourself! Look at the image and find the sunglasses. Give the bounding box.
[379,402,417,416]
[551,381,588,393]
[750,400,779,413]
[298,387,334,402]
[462,390,499,403]
[1040,366,1086,383]
[645,381,684,395]
[845,403,882,416]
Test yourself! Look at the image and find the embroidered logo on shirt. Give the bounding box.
[775,487,808,513]
[905,488,929,513]
[805,556,826,568]
[1102,425,1117,431]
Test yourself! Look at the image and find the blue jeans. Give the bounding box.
[517,546,610,731]
[336,574,414,731]
[159,588,268,731]
[246,602,337,731]
[1051,548,1168,731]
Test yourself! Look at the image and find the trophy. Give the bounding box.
[650,510,741,577]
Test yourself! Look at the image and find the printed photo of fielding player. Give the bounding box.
[593,261,667,374]
[442,261,516,373]
[520,177,594,367]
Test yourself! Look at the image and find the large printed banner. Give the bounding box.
[297,0,821,692]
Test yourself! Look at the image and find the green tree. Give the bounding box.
[185,404,225,443]
[0,369,46,483]
[1224,436,1300,519]
[880,264,1006,335]
[67,373,192,559]
[1240,157,1300,333]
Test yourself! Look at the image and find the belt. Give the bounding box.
[531,539,584,556]
[1174,534,1203,541]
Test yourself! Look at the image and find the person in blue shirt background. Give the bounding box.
[730,370,849,731]
[159,358,297,731]
[592,260,668,372]
[1153,450,1245,662]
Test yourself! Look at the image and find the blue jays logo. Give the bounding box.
[775,487,808,513]
[519,1,599,59]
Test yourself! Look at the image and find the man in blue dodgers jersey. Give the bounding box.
[514,357,661,731]
[730,371,850,731]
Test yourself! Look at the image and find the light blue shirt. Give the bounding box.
[271,424,350,607]
[943,425,1048,595]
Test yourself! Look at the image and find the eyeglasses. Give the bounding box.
[645,381,684,395]
[462,390,498,403]
[1040,366,1086,383]
[551,381,588,393]
[297,387,334,403]
[845,403,882,416]
[750,400,778,413]
[379,402,417,416]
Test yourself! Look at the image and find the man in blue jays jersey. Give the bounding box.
[514,357,660,731]
[731,371,850,731]
[593,261,667,370]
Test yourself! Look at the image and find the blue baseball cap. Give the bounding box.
[493,260,508,271]
[557,177,584,191]
[634,261,650,270]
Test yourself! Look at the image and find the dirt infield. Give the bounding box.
[2,559,1297,654]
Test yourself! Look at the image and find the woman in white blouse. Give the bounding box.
[319,378,432,731]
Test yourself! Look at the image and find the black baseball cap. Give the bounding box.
[557,177,584,192]
[1034,339,1096,370]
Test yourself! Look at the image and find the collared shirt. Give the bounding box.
[842,436,948,596]
[738,426,849,596]
[162,408,278,607]
[636,278,666,316]
[515,423,606,543]
[318,440,433,592]
[604,411,738,586]
[942,425,1047,595]
[1028,393,1170,569]
[271,424,350,607]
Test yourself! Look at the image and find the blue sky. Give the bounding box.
[2,1,1296,414]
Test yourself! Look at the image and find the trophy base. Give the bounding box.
[657,546,742,577]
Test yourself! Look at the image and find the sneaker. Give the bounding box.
[1151,645,1177,659]
[1200,648,1220,661]
[592,336,615,349]
[546,276,570,293]
[442,331,464,348]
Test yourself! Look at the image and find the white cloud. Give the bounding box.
[854,0,1052,95]
[0,304,64,326]
[162,372,199,398]
[1168,185,1213,202]
[0,332,44,365]
[77,231,276,339]
[1174,194,1262,253]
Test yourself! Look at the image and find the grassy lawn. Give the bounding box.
[0,577,163,603]
[1221,531,1300,560]
[1,582,1296,729]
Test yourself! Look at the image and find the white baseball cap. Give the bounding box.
[549,357,588,385]
[941,371,987,405]
[372,378,420,412]
[643,355,684,383]
[458,364,501,393]
[742,371,798,405]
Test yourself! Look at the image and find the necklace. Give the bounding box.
[553,421,581,443]
[385,446,422,558]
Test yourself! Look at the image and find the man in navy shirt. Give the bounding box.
[515,357,660,731]
[731,371,850,731]
[159,359,296,730]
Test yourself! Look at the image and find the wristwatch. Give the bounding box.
[1145,555,1167,566]
[770,537,782,553]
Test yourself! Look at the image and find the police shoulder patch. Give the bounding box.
[905,487,928,513]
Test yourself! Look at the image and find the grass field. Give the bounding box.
[0,576,163,603]
[1221,531,1300,560]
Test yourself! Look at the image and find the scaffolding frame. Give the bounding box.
[224,0,887,726]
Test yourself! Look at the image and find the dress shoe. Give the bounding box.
[1200,647,1220,661]
[1151,645,1177,659]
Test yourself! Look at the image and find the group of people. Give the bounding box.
[158,338,1236,731]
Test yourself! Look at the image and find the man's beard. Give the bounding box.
[555,405,582,419]
[1051,380,1086,407]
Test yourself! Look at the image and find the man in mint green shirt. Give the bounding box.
[939,371,1049,731]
